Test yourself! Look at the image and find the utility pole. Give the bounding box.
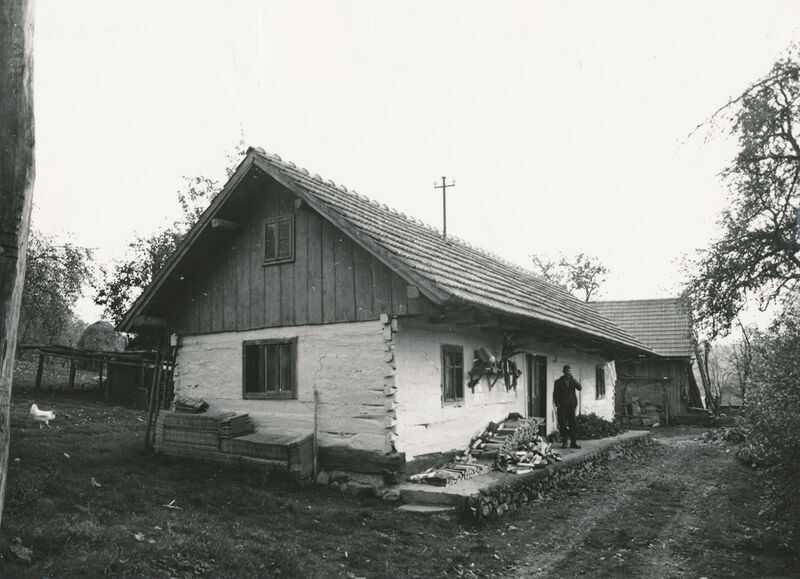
[434,176,455,238]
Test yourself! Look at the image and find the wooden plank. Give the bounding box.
[236,227,251,330]
[334,234,356,322]
[280,262,294,326]
[371,256,392,315]
[250,213,265,329]
[293,208,309,325]
[222,243,237,331]
[321,219,336,323]
[0,0,35,526]
[306,210,323,323]
[353,244,374,320]
[390,271,408,316]
[264,262,281,327]
[211,217,240,230]
[211,246,224,331]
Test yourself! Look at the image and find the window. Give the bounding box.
[441,345,464,404]
[596,365,606,399]
[263,216,294,264]
[242,338,297,399]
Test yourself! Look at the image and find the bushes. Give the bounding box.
[576,413,624,439]
[738,298,800,518]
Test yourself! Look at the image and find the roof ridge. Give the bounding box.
[255,147,605,306]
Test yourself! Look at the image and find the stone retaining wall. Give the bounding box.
[465,433,655,520]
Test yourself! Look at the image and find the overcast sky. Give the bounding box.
[32,1,800,323]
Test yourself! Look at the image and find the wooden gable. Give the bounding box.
[153,173,435,335]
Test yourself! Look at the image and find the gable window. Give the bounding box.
[263,216,295,264]
[595,365,606,399]
[242,338,297,399]
[441,345,464,404]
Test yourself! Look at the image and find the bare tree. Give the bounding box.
[530,252,608,302]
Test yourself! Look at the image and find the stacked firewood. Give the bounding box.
[496,437,562,474]
[408,459,493,487]
[464,416,539,461]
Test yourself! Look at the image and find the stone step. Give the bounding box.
[399,486,467,507]
[396,504,458,514]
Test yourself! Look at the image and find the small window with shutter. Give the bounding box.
[263,216,295,265]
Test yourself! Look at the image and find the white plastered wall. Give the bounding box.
[172,320,391,452]
[393,319,616,460]
[393,320,525,460]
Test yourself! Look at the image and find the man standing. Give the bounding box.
[554,364,582,449]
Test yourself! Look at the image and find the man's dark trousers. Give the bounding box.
[557,405,578,446]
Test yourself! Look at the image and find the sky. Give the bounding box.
[32,1,800,324]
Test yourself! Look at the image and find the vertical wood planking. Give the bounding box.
[211,246,224,331]
[264,261,281,326]
[353,245,374,320]
[236,227,251,329]
[279,262,294,326]
[371,256,391,315]
[223,242,237,331]
[250,203,265,329]
[293,208,309,325]
[307,210,324,323]
[321,220,336,323]
[334,235,356,321]
[390,271,408,316]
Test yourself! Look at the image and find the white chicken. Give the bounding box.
[30,403,56,428]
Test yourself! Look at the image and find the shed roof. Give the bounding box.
[589,298,694,358]
[119,148,653,355]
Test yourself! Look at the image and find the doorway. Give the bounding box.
[526,354,548,419]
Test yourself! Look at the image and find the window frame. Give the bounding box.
[262,215,295,266]
[242,337,298,400]
[595,364,606,399]
[441,344,465,405]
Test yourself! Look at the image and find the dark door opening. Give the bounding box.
[526,354,548,418]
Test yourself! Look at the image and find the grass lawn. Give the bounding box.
[0,393,494,578]
[1,393,796,577]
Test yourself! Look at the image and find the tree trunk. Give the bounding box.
[693,340,717,414]
[0,0,35,527]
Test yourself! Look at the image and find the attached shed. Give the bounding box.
[590,298,704,425]
[118,147,654,474]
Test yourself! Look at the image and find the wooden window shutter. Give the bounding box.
[277,216,293,259]
[264,221,277,261]
[263,216,295,264]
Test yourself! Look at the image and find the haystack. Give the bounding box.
[77,321,126,352]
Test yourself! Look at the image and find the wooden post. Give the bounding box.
[137,360,145,409]
[144,355,162,452]
[313,389,320,479]
[0,0,36,528]
[34,351,44,391]
[68,358,76,391]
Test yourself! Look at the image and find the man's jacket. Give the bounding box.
[554,375,582,408]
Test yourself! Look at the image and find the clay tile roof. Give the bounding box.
[589,298,694,358]
[251,150,652,354]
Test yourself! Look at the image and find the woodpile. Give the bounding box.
[408,414,556,487]
[407,460,492,487]
[173,396,209,414]
[496,438,562,474]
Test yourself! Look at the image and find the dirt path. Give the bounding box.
[492,431,798,578]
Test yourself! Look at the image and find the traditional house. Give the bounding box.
[119,147,653,472]
[590,298,704,425]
